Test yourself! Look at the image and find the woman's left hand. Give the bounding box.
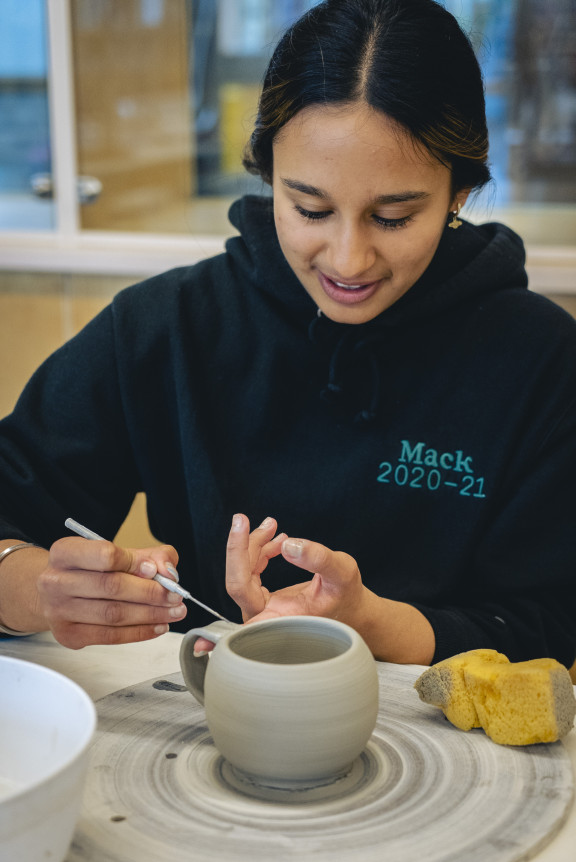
[194,513,435,664]
[225,513,367,625]
[193,513,366,654]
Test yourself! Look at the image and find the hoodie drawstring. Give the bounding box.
[308,310,382,424]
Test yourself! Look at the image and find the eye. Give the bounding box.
[294,203,331,221]
[372,214,413,230]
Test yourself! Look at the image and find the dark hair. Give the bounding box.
[243,0,491,193]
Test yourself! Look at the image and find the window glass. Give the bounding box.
[1,1,574,242]
[443,0,576,244]
[444,0,576,210]
[82,0,570,238]
[193,0,317,198]
[192,0,576,221]
[0,0,53,230]
[71,0,317,232]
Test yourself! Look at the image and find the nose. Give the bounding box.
[326,221,377,280]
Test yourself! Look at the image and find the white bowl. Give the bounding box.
[0,655,96,862]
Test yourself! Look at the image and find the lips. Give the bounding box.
[317,271,381,305]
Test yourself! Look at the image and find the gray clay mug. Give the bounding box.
[179,616,379,785]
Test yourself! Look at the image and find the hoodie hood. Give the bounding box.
[226,195,529,422]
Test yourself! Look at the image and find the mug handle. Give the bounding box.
[179,620,241,705]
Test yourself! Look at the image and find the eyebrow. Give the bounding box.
[280,177,430,205]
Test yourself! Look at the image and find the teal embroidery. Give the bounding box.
[377,440,487,498]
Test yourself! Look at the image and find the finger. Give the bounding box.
[226,514,271,619]
[51,621,172,650]
[248,517,278,570]
[226,513,252,594]
[133,546,180,581]
[50,537,179,578]
[252,532,287,577]
[48,595,188,628]
[38,567,183,608]
[193,636,215,656]
[49,536,181,597]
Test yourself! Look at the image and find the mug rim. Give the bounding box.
[217,615,357,667]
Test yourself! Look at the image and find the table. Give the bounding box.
[1,631,575,861]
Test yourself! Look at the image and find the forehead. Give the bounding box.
[273,103,449,190]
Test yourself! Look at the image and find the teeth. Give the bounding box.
[335,281,363,290]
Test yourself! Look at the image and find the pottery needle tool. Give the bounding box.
[64,517,229,621]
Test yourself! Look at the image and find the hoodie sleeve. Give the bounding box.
[415,394,576,668]
[0,304,140,548]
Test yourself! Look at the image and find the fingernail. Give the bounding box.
[231,514,243,531]
[259,516,273,528]
[154,624,169,635]
[169,605,185,618]
[193,648,209,658]
[165,562,179,582]
[283,538,303,558]
[140,560,157,577]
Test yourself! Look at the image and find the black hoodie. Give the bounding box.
[1,196,576,665]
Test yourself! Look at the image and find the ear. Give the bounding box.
[450,188,472,212]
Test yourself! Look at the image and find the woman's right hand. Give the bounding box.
[35,536,187,648]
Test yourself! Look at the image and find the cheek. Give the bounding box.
[277,218,318,263]
[392,223,445,273]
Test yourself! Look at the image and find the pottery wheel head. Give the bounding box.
[68,669,574,862]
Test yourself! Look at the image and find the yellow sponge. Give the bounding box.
[414,649,509,731]
[414,649,576,745]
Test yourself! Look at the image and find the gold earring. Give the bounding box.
[448,203,462,229]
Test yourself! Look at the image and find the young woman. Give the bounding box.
[1,0,575,668]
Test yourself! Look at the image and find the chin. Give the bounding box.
[318,304,381,325]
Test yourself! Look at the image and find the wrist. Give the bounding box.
[0,541,49,633]
[345,588,436,665]
[340,585,383,652]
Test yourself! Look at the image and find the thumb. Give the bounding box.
[281,538,358,584]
